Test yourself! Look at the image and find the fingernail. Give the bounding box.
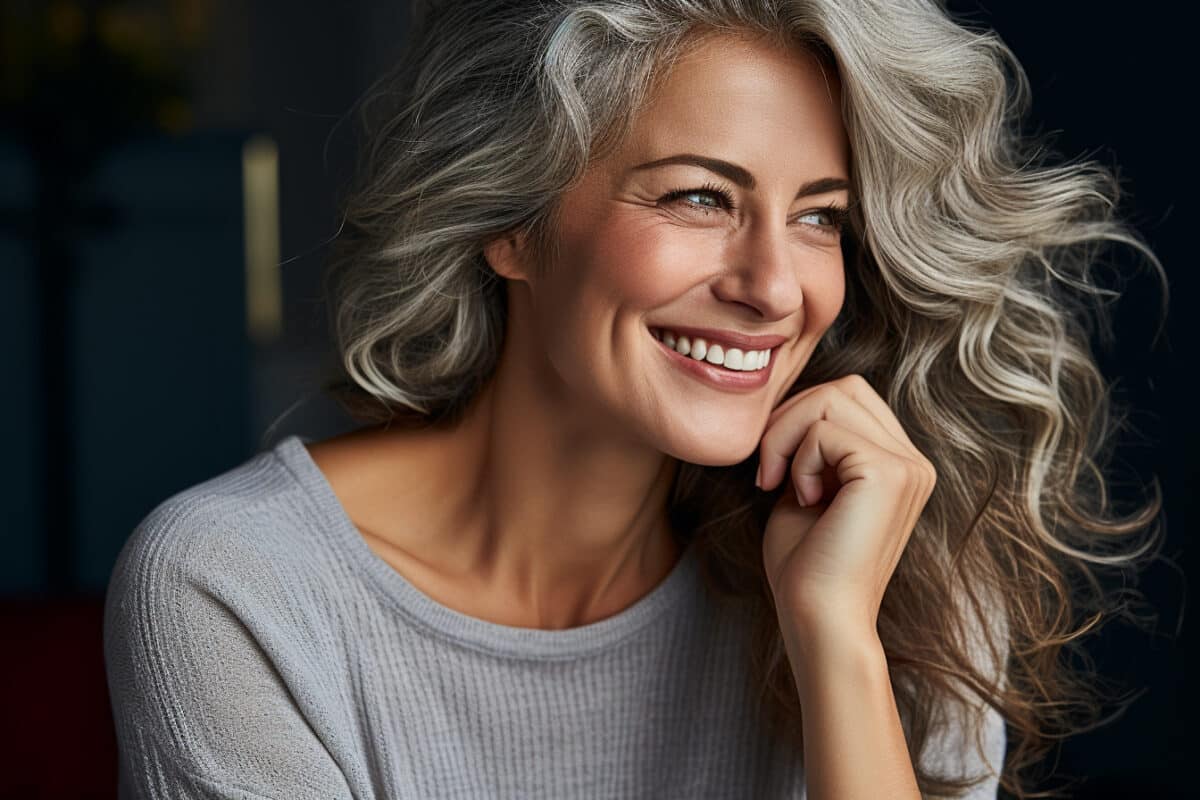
[795,484,809,507]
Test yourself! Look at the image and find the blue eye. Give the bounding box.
[798,204,851,238]
[661,181,737,214]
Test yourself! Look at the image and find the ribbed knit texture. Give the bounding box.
[103,434,1005,799]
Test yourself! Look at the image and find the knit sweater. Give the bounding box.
[103,434,1006,799]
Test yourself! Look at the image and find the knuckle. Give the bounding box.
[817,391,839,419]
[906,457,937,493]
[808,384,846,418]
[923,458,938,484]
[839,373,872,392]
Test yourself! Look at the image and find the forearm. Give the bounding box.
[784,624,922,800]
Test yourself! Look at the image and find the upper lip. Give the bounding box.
[650,324,790,351]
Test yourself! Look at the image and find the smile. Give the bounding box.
[648,326,777,392]
[650,327,772,371]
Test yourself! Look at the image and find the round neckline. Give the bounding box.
[273,433,701,660]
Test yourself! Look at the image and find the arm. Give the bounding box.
[755,376,1005,798]
[783,622,922,800]
[783,605,1008,800]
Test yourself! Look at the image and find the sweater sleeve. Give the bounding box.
[103,507,356,800]
[915,587,1010,800]
[917,692,1006,800]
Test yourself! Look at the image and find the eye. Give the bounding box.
[660,181,738,215]
[796,203,851,239]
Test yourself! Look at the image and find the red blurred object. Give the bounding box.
[0,596,118,800]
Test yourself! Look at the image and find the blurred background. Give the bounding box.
[0,0,1191,797]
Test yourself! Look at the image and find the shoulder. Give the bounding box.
[102,437,359,654]
[102,442,360,795]
[102,438,351,697]
[108,443,313,591]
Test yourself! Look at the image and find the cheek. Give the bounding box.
[794,249,846,336]
[564,204,708,297]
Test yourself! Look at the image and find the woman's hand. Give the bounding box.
[756,374,937,644]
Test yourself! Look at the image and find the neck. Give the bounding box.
[425,330,683,629]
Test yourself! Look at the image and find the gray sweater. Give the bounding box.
[103,434,1005,799]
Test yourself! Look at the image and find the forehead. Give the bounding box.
[617,33,849,173]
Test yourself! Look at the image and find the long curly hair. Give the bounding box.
[314,1,1171,797]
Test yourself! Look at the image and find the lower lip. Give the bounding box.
[650,329,776,392]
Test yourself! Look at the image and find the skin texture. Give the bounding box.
[309,32,852,629]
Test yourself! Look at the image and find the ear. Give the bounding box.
[482,229,534,283]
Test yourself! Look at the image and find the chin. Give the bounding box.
[664,431,761,470]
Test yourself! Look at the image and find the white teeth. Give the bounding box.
[652,328,771,372]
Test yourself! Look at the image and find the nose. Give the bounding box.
[710,216,806,320]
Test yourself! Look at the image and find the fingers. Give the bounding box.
[759,379,916,491]
[786,419,899,507]
[769,375,918,454]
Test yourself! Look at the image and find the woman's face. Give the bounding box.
[490,32,852,466]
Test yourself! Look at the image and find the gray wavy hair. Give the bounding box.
[317,2,1170,797]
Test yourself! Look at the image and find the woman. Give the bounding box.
[104,1,1168,798]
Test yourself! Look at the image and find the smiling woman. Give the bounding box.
[103,1,1168,799]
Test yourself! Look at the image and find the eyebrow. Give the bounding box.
[631,153,852,201]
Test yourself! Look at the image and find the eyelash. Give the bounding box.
[660,181,850,237]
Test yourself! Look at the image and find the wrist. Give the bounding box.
[780,617,888,701]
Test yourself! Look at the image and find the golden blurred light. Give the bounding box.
[242,136,283,345]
